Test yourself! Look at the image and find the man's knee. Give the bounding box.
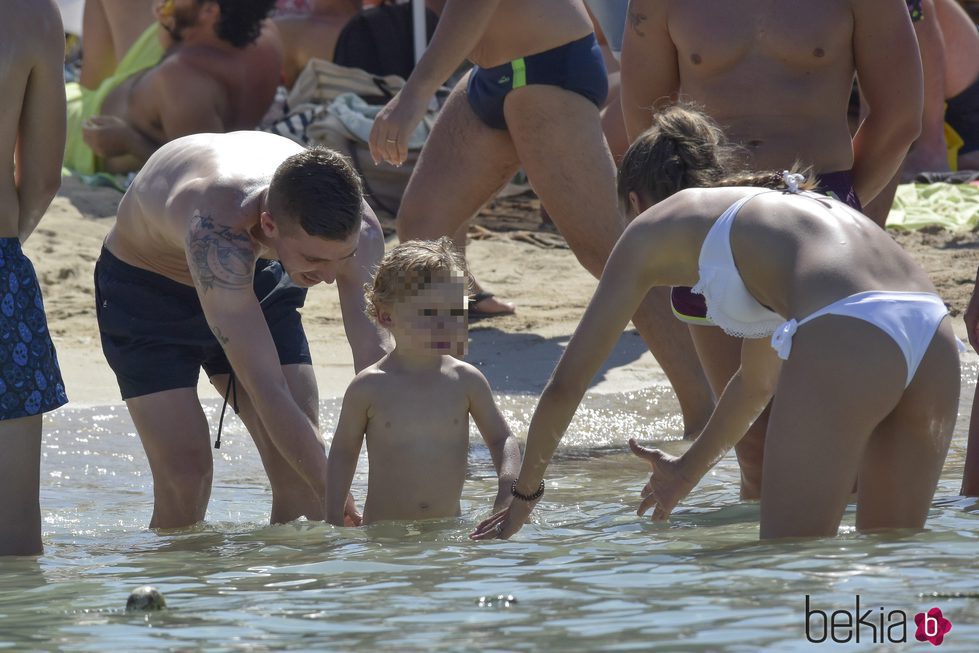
[153,450,213,504]
[561,231,614,278]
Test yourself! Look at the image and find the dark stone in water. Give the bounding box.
[126,586,167,611]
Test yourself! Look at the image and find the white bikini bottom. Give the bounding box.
[770,291,951,388]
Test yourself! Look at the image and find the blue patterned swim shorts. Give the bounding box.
[0,238,68,420]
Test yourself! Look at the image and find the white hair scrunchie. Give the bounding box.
[782,170,805,194]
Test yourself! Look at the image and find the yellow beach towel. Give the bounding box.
[64,25,164,175]
[888,182,979,232]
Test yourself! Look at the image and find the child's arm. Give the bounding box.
[326,377,371,526]
[631,337,782,520]
[463,366,521,512]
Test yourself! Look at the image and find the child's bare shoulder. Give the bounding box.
[346,360,389,396]
[444,358,492,392]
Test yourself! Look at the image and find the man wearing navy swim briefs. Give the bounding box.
[367,0,716,440]
[95,131,388,528]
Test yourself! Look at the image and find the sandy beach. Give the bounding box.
[27,177,979,406]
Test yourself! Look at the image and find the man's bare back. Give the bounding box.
[100,27,281,146]
[106,131,300,283]
[274,0,358,89]
[1,0,66,238]
[84,2,282,174]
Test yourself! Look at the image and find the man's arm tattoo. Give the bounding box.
[187,212,254,293]
[628,10,648,37]
[212,326,230,346]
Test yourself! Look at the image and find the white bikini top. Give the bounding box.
[690,190,785,339]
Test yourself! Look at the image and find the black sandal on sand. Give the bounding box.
[468,291,515,322]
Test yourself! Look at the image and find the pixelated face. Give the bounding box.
[275,228,360,288]
[388,276,468,356]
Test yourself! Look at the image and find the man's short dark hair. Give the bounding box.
[212,0,276,48]
[268,147,365,241]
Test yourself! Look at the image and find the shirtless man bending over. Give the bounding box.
[95,131,388,528]
[369,0,715,438]
[78,0,282,174]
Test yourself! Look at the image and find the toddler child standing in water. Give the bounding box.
[326,238,521,525]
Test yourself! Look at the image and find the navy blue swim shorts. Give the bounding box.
[947,74,979,155]
[95,246,312,400]
[0,238,68,420]
[467,33,609,130]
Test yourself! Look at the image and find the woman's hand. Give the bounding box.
[343,492,363,527]
[629,438,699,521]
[469,494,538,540]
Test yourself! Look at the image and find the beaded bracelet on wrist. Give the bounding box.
[511,480,545,502]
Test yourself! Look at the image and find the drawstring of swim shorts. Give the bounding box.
[215,373,238,449]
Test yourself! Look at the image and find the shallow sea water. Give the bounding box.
[1,365,977,651]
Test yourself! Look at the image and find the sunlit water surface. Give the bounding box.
[2,365,977,651]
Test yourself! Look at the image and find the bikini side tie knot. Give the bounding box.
[771,318,799,360]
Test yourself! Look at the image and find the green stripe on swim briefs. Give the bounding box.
[511,58,526,89]
[671,305,715,326]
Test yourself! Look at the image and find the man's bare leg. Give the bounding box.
[602,80,630,163]
[209,365,323,524]
[126,388,214,528]
[397,75,522,317]
[904,0,952,176]
[503,85,714,434]
[80,0,116,90]
[0,416,43,555]
[962,377,979,496]
[80,0,157,90]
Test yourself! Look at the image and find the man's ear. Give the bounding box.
[199,0,221,24]
[377,310,393,327]
[259,211,279,238]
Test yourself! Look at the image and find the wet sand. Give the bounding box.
[28,178,979,405]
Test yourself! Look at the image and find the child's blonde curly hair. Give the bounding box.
[365,237,472,322]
